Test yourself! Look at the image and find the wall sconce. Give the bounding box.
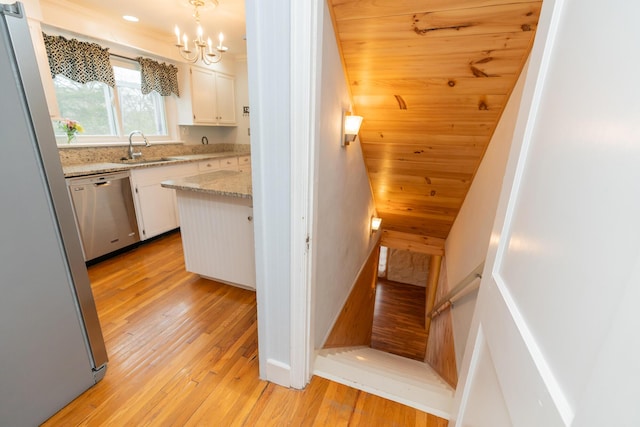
[342,113,363,146]
[371,216,382,233]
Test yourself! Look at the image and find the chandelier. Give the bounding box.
[174,0,228,65]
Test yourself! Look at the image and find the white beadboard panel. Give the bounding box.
[176,191,256,289]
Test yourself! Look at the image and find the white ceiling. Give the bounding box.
[63,0,247,56]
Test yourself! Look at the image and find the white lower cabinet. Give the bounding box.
[130,163,198,240]
[134,182,177,240]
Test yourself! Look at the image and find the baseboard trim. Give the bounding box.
[266,358,291,388]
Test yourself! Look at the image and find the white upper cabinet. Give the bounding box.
[190,67,217,124]
[178,66,236,126]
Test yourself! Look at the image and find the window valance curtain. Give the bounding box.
[42,33,115,87]
[136,57,180,97]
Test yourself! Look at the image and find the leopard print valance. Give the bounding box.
[137,57,180,97]
[42,33,115,87]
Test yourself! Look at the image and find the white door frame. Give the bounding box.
[289,0,322,388]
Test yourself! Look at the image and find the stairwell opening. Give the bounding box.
[371,246,431,361]
[314,245,457,416]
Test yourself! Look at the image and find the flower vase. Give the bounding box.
[66,133,76,144]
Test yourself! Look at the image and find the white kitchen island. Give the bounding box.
[162,169,255,290]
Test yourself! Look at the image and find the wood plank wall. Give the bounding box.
[425,257,458,387]
[323,246,380,348]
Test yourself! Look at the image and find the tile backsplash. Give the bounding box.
[58,143,250,166]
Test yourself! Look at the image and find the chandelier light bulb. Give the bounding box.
[174,25,181,45]
[182,34,189,51]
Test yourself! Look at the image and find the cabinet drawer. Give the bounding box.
[238,155,251,168]
[220,157,238,169]
[198,159,221,172]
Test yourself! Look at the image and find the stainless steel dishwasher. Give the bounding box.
[67,171,140,261]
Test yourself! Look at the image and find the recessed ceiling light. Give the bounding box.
[123,15,139,22]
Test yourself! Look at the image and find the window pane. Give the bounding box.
[118,86,167,136]
[115,66,167,136]
[113,66,140,85]
[53,75,116,136]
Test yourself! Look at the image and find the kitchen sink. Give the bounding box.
[119,157,177,164]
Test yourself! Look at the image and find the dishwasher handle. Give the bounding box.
[94,181,111,187]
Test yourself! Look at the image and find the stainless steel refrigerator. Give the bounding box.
[0,3,108,425]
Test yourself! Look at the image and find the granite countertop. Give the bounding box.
[161,169,252,199]
[62,152,246,178]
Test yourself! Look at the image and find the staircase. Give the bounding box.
[314,346,454,419]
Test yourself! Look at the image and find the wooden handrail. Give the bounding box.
[424,255,443,331]
[428,262,484,320]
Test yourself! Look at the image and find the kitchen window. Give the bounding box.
[53,59,170,144]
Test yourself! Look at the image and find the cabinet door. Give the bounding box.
[130,163,198,240]
[190,67,217,124]
[136,182,178,239]
[215,73,236,124]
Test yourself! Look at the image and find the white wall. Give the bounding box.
[312,0,378,348]
[179,125,238,146]
[234,59,251,147]
[444,61,530,369]
[21,0,43,20]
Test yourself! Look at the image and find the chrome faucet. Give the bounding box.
[128,130,150,159]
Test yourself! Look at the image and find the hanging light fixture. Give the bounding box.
[174,0,228,65]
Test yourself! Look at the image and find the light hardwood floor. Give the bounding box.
[371,279,428,361]
[43,231,447,426]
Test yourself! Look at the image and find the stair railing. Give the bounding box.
[428,262,484,320]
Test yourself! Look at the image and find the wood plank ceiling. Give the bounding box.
[329,0,542,240]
